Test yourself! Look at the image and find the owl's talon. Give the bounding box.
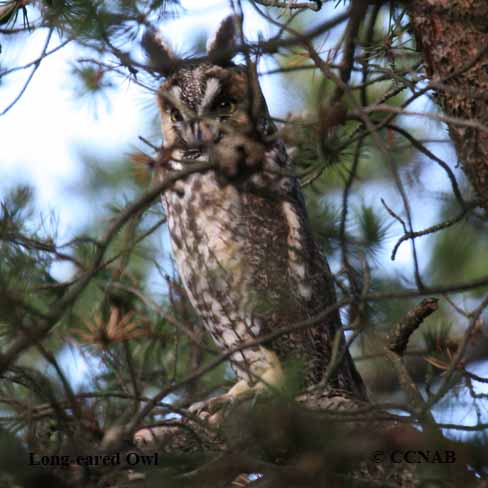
[188,393,232,420]
[187,388,257,425]
[188,399,209,415]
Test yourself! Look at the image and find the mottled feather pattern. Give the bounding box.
[160,141,364,397]
[150,19,366,400]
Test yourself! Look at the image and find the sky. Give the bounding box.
[1,0,485,438]
[0,0,458,278]
[0,0,292,280]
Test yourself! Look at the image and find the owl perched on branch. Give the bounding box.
[142,15,366,413]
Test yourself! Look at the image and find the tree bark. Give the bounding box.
[407,0,488,213]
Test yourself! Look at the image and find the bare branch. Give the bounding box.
[1,28,54,116]
[387,298,439,356]
[253,0,322,11]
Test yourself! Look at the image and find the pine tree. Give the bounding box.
[1,1,487,486]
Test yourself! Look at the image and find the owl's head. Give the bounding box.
[143,16,273,161]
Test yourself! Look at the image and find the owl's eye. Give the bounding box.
[170,108,182,122]
[215,98,237,114]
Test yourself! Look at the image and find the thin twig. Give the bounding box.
[0,161,214,375]
[1,28,54,116]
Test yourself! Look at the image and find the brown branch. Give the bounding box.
[253,0,322,11]
[424,293,488,411]
[381,299,441,436]
[127,276,488,435]
[387,298,439,356]
[330,0,368,103]
[386,123,466,208]
[0,161,214,376]
[358,104,488,134]
[390,206,475,261]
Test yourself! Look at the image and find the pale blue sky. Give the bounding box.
[0,0,457,276]
[1,1,485,437]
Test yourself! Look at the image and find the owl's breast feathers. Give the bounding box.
[161,142,366,399]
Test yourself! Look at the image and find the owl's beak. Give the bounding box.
[182,120,222,157]
[190,120,220,148]
[199,122,216,144]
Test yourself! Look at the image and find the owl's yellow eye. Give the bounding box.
[216,98,236,114]
[170,108,182,122]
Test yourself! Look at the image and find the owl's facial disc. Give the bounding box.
[159,66,252,160]
[171,81,237,156]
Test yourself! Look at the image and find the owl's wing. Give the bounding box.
[228,140,367,399]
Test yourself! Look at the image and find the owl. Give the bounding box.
[142,16,366,412]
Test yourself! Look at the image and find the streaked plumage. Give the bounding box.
[144,16,366,403]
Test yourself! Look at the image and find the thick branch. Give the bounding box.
[408,1,488,214]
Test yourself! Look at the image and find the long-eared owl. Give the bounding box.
[143,16,366,405]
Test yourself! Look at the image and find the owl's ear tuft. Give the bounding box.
[142,28,177,76]
[207,15,241,65]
